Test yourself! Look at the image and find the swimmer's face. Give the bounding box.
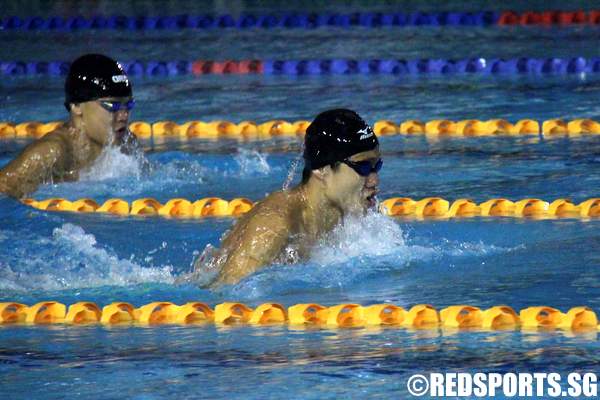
[323,148,381,215]
[77,96,132,146]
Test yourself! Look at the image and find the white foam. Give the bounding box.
[79,145,143,181]
[226,212,435,296]
[226,212,521,298]
[0,223,174,292]
[310,211,412,264]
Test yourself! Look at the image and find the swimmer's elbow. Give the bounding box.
[210,215,289,286]
[214,254,264,286]
[211,271,246,287]
[0,176,24,199]
[0,141,64,198]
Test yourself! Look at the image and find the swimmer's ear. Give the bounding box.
[311,166,329,182]
[69,103,83,116]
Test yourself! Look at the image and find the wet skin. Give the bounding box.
[193,148,381,286]
[0,97,133,198]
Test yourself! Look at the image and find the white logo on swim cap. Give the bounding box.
[112,75,127,83]
[358,126,374,140]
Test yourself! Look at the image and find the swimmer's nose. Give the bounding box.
[366,171,379,188]
[114,108,130,123]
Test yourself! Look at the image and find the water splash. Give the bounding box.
[439,239,525,257]
[177,244,222,287]
[151,159,205,186]
[283,141,304,190]
[310,211,411,264]
[233,149,271,176]
[282,152,303,190]
[225,212,432,297]
[34,151,208,199]
[79,145,144,181]
[0,223,174,292]
[33,148,284,200]
[225,212,522,299]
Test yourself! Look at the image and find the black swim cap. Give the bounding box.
[303,109,378,170]
[64,54,132,111]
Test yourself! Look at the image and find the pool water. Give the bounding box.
[2,1,600,399]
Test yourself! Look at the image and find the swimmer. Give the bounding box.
[188,109,381,286]
[0,53,139,198]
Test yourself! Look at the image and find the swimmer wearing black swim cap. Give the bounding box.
[184,109,382,287]
[0,54,139,198]
[302,108,381,211]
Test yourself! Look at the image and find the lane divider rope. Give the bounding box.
[2,118,600,140]
[0,301,597,330]
[21,197,600,219]
[2,10,600,31]
[2,57,599,77]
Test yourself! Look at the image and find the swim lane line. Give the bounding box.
[2,118,599,140]
[22,197,600,219]
[0,301,597,331]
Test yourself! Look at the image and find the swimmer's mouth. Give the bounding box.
[364,188,379,209]
[114,126,127,141]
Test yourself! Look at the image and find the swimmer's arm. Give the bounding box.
[0,139,66,198]
[212,214,289,286]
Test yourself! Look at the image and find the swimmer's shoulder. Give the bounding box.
[26,124,70,152]
[229,189,297,234]
[252,189,301,218]
[4,125,68,167]
[0,123,71,197]
[39,123,71,145]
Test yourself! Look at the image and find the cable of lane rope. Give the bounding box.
[2,11,600,31]
[0,301,597,331]
[21,197,600,219]
[1,57,599,77]
[2,118,600,140]
[1,12,500,30]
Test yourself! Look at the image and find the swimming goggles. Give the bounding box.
[98,98,135,113]
[343,158,383,176]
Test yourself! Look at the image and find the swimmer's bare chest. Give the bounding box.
[48,130,100,182]
[45,142,80,183]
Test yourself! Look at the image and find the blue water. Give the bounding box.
[2,1,600,399]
